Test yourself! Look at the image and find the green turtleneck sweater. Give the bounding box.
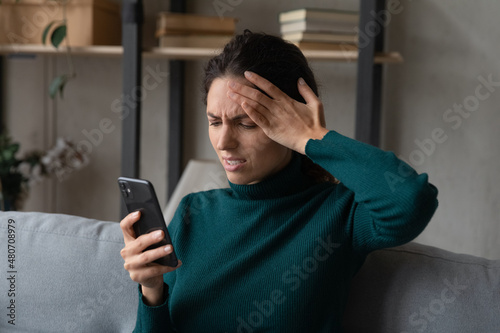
[133,131,438,332]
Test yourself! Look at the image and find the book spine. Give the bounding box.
[282,32,358,44]
[159,35,233,48]
[157,13,236,36]
[279,8,359,24]
[280,20,358,34]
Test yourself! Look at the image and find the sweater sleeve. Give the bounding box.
[305,130,438,254]
[133,284,174,333]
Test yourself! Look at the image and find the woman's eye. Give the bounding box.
[240,124,257,129]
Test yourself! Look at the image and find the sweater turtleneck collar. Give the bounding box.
[228,153,312,200]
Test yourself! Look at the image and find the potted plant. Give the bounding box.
[39,0,76,98]
[0,133,89,211]
[42,0,76,98]
[0,134,27,210]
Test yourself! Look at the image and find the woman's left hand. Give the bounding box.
[227,71,329,154]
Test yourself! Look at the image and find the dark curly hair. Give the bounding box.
[202,30,337,184]
[203,29,318,104]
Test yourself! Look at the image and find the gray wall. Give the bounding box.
[3,0,499,259]
[383,0,500,259]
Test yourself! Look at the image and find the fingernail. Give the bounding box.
[131,211,140,218]
[227,91,236,98]
[228,80,236,88]
[164,245,172,252]
[244,71,253,78]
[298,77,306,86]
[154,230,163,239]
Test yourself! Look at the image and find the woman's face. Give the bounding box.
[207,77,292,185]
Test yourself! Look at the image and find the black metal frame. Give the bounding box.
[118,0,386,210]
[355,0,385,146]
[0,55,4,135]
[120,0,143,217]
[167,0,186,198]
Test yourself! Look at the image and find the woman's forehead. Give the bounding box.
[206,77,250,118]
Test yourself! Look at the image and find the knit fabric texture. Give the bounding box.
[133,131,439,332]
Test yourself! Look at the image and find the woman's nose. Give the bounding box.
[217,125,238,151]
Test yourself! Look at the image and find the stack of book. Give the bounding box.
[279,8,359,51]
[156,12,236,49]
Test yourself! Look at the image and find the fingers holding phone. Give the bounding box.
[120,210,139,242]
[120,211,181,289]
[118,177,178,267]
[118,177,181,305]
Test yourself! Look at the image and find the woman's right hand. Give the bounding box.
[120,211,181,305]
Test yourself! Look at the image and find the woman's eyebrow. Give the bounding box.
[207,112,250,121]
[231,114,250,121]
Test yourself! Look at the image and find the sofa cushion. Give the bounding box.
[2,211,499,332]
[343,242,500,332]
[0,211,137,333]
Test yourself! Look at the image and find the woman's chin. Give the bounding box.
[226,173,259,185]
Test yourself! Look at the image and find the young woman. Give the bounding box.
[120,31,438,332]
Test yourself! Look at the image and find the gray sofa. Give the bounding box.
[0,210,499,332]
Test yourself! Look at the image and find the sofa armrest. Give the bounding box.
[163,159,228,225]
[0,211,138,333]
[343,242,500,332]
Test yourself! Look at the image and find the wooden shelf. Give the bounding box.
[0,44,123,57]
[145,47,222,59]
[301,50,403,63]
[0,44,403,63]
[148,47,403,63]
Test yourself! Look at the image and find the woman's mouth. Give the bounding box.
[223,158,246,171]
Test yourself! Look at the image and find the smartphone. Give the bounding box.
[118,177,178,267]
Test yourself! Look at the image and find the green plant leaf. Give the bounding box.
[1,143,18,162]
[50,24,67,49]
[49,75,68,99]
[42,21,57,45]
[1,150,13,161]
